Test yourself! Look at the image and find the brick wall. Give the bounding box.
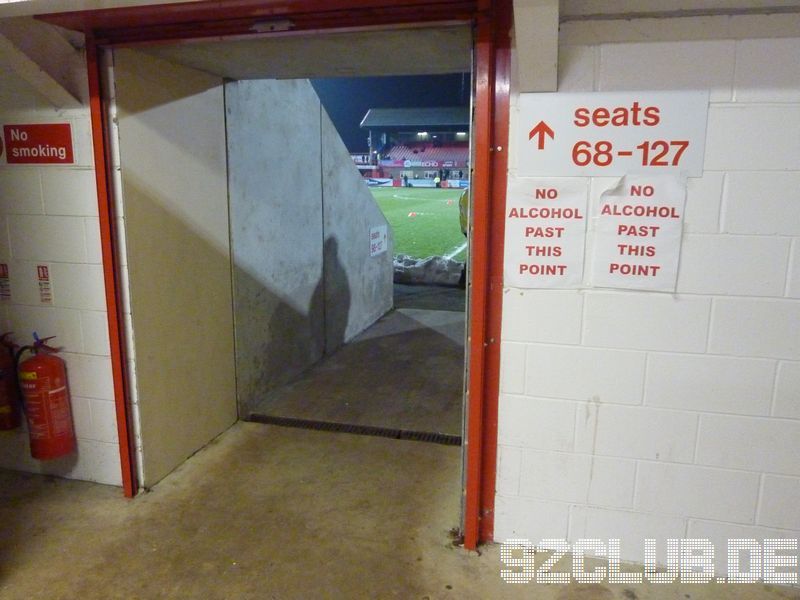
[496,19,800,569]
[0,73,121,486]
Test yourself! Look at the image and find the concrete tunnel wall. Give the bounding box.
[113,49,238,488]
[226,79,393,416]
[321,107,394,352]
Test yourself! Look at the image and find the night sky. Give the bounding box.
[311,73,470,153]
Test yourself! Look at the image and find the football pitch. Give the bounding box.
[371,187,467,261]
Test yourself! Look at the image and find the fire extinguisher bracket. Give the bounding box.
[0,332,21,431]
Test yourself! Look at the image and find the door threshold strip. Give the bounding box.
[246,414,462,446]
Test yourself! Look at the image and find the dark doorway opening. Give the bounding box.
[245,72,472,443]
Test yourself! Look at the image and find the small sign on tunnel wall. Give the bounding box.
[370,225,388,257]
[37,264,53,305]
[1,123,74,165]
[0,264,10,302]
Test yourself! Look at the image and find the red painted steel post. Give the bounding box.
[85,37,138,497]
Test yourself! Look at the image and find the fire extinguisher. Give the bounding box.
[0,332,21,430]
[16,334,76,460]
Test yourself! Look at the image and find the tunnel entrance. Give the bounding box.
[239,75,471,442]
[104,25,473,525]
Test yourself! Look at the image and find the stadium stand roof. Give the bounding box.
[360,107,470,129]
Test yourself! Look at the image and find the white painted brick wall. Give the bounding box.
[569,506,687,563]
[599,40,736,102]
[41,169,99,217]
[494,495,570,541]
[9,215,88,263]
[497,20,800,571]
[677,234,790,296]
[526,344,646,404]
[573,404,698,462]
[709,298,800,359]
[518,450,636,508]
[644,353,775,416]
[734,38,800,103]
[0,87,120,485]
[501,289,583,344]
[634,462,760,524]
[498,394,575,451]
[495,445,521,495]
[696,414,800,476]
[788,241,800,298]
[723,172,800,235]
[774,361,800,419]
[705,105,800,171]
[556,45,595,93]
[499,342,525,393]
[0,169,44,214]
[684,172,724,233]
[688,518,798,574]
[758,475,800,530]
[582,292,711,353]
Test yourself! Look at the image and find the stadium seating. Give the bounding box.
[385,143,468,163]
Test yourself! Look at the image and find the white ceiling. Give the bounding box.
[561,0,800,19]
[1,0,799,82]
[141,26,472,80]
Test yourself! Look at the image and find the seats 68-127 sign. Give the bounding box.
[515,92,709,177]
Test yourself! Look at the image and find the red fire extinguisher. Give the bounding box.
[17,334,76,460]
[0,332,21,430]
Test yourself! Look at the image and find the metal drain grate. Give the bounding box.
[246,414,462,446]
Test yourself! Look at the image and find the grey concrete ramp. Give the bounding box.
[321,108,393,352]
[249,307,465,436]
[226,78,393,415]
[226,79,326,417]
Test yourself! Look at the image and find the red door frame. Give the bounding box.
[84,37,138,499]
[40,0,511,549]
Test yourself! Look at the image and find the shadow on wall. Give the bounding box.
[226,78,393,417]
[323,237,351,355]
[257,237,352,398]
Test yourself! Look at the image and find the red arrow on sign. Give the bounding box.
[528,120,555,150]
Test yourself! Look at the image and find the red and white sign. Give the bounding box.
[590,175,685,292]
[504,177,588,288]
[0,263,9,302]
[37,264,53,304]
[370,225,388,257]
[517,92,708,177]
[1,123,74,165]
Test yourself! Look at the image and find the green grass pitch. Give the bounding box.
[371,187,467,261]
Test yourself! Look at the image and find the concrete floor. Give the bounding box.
[250,304,465,436]
[393,283,466,312]
[2,423,798,599]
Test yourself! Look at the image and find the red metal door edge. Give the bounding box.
[57,0,509,523]
[463,0,510,549]
[480,0,511,544]
[85,37,138,498]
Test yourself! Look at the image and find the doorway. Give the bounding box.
[110,24,472,523]
[237,74,469,441]
[43,0,510,548]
